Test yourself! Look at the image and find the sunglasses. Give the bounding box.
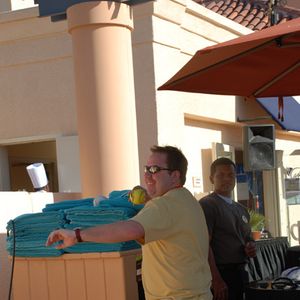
[144,165,173,174]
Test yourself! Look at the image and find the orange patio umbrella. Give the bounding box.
[158,18,300,99]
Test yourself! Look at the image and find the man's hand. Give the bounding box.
[245,241,256,257]
[211,276,228,300]
[46,229,77,249]
[208,243,228,300]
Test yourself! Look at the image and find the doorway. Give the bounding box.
[5,141,58,192]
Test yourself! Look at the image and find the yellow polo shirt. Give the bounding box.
[131,188,212,300]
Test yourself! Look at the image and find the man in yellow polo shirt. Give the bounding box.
[46,145,212,300]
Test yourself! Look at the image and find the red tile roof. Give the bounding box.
[195,0,300,30]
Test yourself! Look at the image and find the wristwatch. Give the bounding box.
[74,228,83,243]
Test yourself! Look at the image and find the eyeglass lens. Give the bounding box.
[144,165,169,174]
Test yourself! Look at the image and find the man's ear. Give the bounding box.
[171,170,181,183]
[209,175,214,185]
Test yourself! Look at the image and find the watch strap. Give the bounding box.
[74,228,83,243]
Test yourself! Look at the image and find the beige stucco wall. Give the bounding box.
[0,0,253,174]
[0,0,298,218]
[133,0,252,172]
[136,0,251,193]
[0,2,300,297]
[0,0,297,187]
[0,8,77,142]
[0,3,255,298]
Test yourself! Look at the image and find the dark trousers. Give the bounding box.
[217,264,249,300]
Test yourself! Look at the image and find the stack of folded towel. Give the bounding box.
[42,198,94,212]
[64,190,142,253]
[6,190,144,257]
[6,211,65,257]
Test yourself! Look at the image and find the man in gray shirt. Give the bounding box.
[200,157,256,300]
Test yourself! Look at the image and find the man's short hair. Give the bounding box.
[210,157,236,176]
[151,145,188,185]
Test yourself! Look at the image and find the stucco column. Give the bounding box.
[67,1,139,197]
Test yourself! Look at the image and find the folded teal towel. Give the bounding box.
[6,211,66,257]
[42,198,94,212]
[6,190,143,257]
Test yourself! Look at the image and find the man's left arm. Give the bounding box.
[243,207,256,258]
[245,241,256,257]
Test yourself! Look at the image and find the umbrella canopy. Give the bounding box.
[158,18,300,98]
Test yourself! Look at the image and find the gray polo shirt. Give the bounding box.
[200,192,252,265]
